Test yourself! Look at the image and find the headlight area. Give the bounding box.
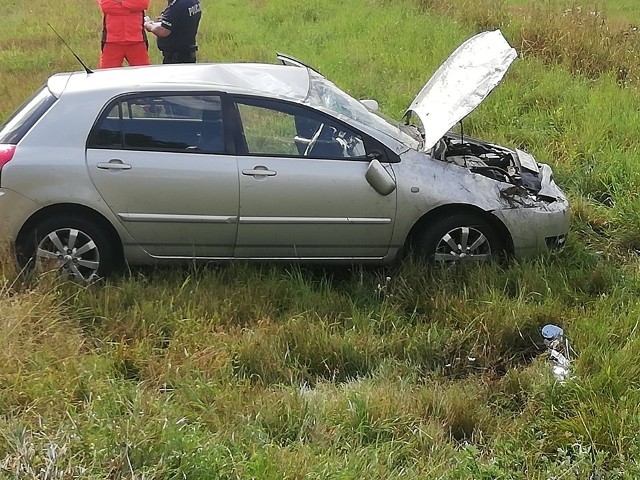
[492,196,570,258]
[545,233,567,250]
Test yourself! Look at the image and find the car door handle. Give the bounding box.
[242,166,277,177]
[97,160,132,171]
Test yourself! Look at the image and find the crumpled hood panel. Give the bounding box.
[406,30,517,152]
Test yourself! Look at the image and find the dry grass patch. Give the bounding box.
[418,0,640,87]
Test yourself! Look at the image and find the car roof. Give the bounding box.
[49,63,312,102]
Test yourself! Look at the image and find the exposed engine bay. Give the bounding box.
[430,133,543,194]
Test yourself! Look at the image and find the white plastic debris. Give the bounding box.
[541,324,574,383]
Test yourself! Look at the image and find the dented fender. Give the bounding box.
[388,150,569,258]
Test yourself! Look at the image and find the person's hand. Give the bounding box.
[144,15,152,23]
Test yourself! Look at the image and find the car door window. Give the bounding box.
[235,98,367,159]
[88,94,225,153]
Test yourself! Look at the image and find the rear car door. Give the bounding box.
[232,97,397,259]
[86,93,239,258]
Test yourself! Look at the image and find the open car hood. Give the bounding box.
[406,30,517,152]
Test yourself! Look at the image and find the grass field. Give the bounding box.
[3,0,640,478]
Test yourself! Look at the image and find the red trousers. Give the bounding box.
[99,41,150,68]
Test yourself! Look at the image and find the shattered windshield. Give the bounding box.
[305,72,420,149]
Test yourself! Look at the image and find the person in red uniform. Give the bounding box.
[98,0,151,68]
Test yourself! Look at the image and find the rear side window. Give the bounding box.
[0,87,57,144]
[88,94,226,154]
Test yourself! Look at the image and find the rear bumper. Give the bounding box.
[0,188,41,243]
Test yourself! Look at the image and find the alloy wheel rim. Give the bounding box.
[36,228,100,283]
[434,226,492,262]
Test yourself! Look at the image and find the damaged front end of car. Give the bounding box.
[431,133,566,204]
[401,29,569,256]
[403,28,567,203]
[431,132,569,252]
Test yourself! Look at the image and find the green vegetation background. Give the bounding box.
[2,0,640,477]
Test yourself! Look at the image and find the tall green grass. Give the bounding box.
[4,0,640,477]
[5,252,640,477]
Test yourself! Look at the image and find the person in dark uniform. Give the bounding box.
[144,0,202,64]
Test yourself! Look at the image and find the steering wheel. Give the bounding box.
[304,123,325,157]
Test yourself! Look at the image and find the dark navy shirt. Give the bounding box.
[157,0,202,52]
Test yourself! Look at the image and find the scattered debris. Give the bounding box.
[375,276,392,298]
[541,324,575,383]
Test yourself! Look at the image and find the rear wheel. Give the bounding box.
[21,215,117,283]
[415,213,503,263]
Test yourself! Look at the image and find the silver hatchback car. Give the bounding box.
[0,31,568,282]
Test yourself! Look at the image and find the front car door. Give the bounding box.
[232,97,397,259]
[86,93,239,258]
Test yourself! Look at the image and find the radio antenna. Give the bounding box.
[47,22,93,74]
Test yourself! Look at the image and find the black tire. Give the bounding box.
[414,213,503,263]
[20,215,117,283]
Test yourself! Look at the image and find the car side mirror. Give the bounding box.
[365,159,396,196]
[360,99,379,111]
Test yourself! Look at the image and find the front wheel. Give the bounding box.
[21,215,117,283]
[414,213,504,263]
